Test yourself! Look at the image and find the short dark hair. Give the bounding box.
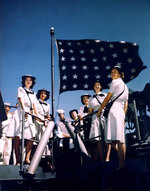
[81,94,91,105]
[93,81,103,92]
[113,67,124,79]
[69,109,78,119]
[36,89,50,101]
[21,75,36,89]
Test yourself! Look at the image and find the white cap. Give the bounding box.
[56,109,65,114]
[4,102,11,107]
[114,63,122,69]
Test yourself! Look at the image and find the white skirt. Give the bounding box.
[13,109,37,139]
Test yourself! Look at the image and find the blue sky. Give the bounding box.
[0,0,150,119]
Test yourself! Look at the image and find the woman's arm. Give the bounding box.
[33,103,38,115]
[18,97,24,110]
[97,92,112,116]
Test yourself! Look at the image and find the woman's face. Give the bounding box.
[40,91,47,101]
[71,111,78,120]
[5,106,10,112]
[94,82,102,93]
[82,96,89,106]
[25,77,32,88]
[111,68,121,80]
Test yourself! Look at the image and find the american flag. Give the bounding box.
[56,39,146,93]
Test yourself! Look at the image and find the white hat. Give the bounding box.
[56,109,65,114]
[4,102,11,107]
[114,63,122,69]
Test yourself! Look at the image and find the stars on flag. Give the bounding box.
[82,65,88,70]
[62,75,67,80]
[56,39,146,93]
[72,65,77,70]
[73,74,78,79]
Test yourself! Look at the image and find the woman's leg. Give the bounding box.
[14,136,21,165]
[97,141,103,162]
[105,143,111,161]
[117,142,126,169]
[24,139,33,164]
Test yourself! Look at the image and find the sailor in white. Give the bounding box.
[0,103,13,164]
[56,109,74,150]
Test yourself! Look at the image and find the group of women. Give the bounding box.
[1,64,128,171]
[68,64,128,170]
[2,74,52,165]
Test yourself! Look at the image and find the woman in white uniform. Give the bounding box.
[34,89,53,170]
[78,94,91,140]
[78,94,92,153]
[35,89,52,156]
[35,89,51,140]
[88,81,107,161]
[97,65,128,170]
[14,74,37,165]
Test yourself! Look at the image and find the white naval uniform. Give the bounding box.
[106,78,128,143]
[56,118,74,149]
[78,105,90,139]
[35,99,50,140]
[88,91,107,142]
[0,113,13,164]
[13,87,37,139]
[35,99,51,156]
[78,105,88,118]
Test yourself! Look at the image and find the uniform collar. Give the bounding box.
[24,87,34,94]
[93,91,105,97]
[39,99,47,105]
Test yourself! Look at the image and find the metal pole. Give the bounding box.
[99,117,105,162]
[133,100,142,144]
[50,27,55,119]
[20,109,25,173]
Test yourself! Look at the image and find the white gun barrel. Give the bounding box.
[27,121,55,175]
[65,121,88,155]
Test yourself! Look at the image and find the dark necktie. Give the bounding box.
[93,93,105,98]
[99,93,105,97]
[83,106,88,113]
[25,89,34,94]
[39,101,47,106]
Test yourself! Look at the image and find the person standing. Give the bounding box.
[56,110,73,151]
[0,103,13,164]
[14,74,37,165]
[88,81,107,162]
[97,65,128,170]
[69,109,84,140]
[69,109,80,128]
[35,89,51,155]
[78,94,92,151]
[35,89,51,140]
[78,94,91,140]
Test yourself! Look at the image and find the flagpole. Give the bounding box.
[50,27,55,118]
